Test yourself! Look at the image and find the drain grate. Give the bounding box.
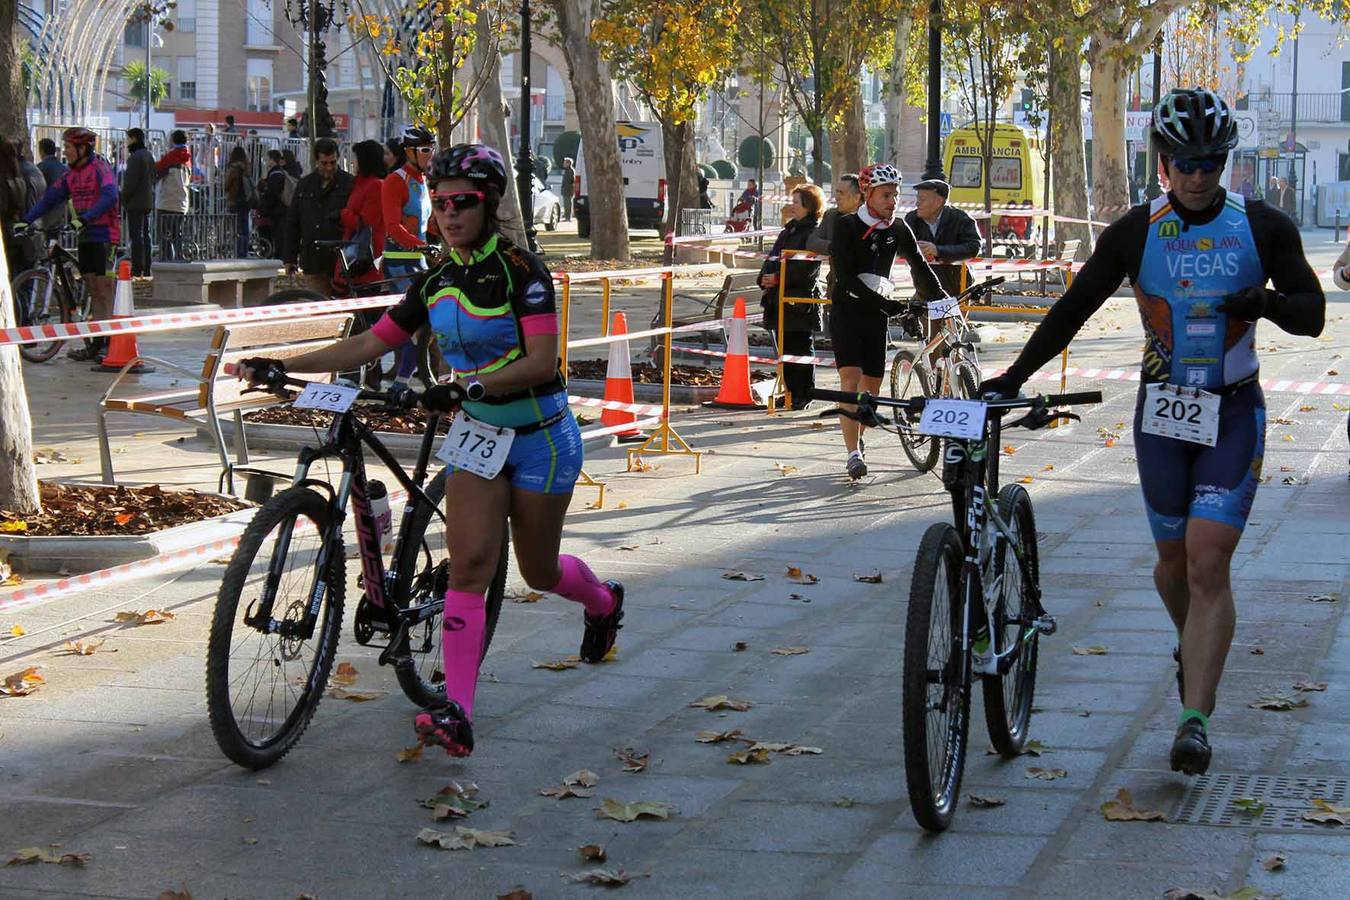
[1172,773,1350,830]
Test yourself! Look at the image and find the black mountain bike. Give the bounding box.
[205,372,507,769]
[811,386,1101,832]
[9,231,94,363]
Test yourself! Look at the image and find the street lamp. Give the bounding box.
[282,0,344,145]
[1145,46,1162,200]
[516,0,540,253]
[922,0,946,181]
[127,1,176,133]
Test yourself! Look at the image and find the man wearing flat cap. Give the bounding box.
[903,179,982,296]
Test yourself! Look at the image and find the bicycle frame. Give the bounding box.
[243,401,447,669]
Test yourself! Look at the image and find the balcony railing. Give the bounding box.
[1262,92,1350,125]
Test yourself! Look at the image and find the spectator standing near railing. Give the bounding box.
[256,150,289,256]
[122,128,156,277]
[903,178,982,296]
[223,145,255,258]
[759,184,824,408]
[155,130,192,261]
[283,137,353,297]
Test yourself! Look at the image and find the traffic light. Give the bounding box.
[1021,89,1035,113]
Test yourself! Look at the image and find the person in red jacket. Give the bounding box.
[339,140,387,290]
[381,125,434,386]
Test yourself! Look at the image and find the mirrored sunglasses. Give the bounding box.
[432,190,486,212]
[1172,156,1225,175]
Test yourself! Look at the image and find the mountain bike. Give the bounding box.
[811,386,1102,832]
[888,277,1005,472]
[205,371,508,770]
[9,230,94,363]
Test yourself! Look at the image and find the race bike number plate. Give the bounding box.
[292,382,359,413]
[918,398,987,439]
[1140,383,1219,447]
[436,414,516,480]
[927,296,961,320]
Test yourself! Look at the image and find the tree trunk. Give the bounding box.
[472,8,527,248]
[884,13,913,167]
[661,119,698,236]
[0,253,39,515]
[1048,40,1092,255]
[0,0,28,151]
[550,0,630,260]
[1087,36,1132,220]
[842,85,868,175]
[810,124,826,184]
[827,126,847,184]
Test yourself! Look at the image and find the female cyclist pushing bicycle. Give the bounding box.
[236,143,624,759]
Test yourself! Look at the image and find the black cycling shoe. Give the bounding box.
[414,700,474,757]
[1173,646,1184,704]
[846,454,868,480]
[1170,717,1211,776]
[580,581,624,663]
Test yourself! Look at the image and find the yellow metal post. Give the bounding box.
[601,279,612,338]
[626,270,702,472]
[559,275,572,373]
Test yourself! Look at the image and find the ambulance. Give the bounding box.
[574,121,667,238]
[941,123,1045,211]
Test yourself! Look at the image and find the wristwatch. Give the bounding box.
[464,377,486,402]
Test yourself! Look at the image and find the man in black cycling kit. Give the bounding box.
[982,89,1325,775]
[829,163,945,480]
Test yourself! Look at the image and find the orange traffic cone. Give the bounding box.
[707,296,761,408]
[96,260,155,373]
[601,312,644,443]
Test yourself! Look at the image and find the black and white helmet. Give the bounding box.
[1150,88,1238,161]
[399,125,435,147]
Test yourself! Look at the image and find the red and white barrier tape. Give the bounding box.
[578,416,663,441]
[1018,365,1350,396]
[570,396,667,417]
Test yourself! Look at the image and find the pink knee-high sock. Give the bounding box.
[441,589,486,718]
[551,555,615,617]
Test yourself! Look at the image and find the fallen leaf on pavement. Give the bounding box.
[778,744,823,756]
[578,843,607,861]
[496,890,532,900]
[1162,889,1271,900]
[595,799,674,822]
[1261,854,1286,872]
[416,826,515,850]
[1017,476,1034,484]
[422,782,489,819]
[785,566,819,585]
[1249,694,1309,711]
[1250,647,1265,655]
[325,687,386,702]
[615,748,650,773]
[1306,593,1338,603]
[510,590,544,603]
[727,745,773,764]
[456,827,516,848]
[1100,788,1166,822]
[774,462,800,476]
[1231,797,1267,816]
[852,571,883,583]
[1041,464,1054,471]
[689,694,752,712]
[567,769,600,787]
[0,666,44,696]
[618,544,640,551]
[1002,445,1017,456]
[1292,680,1328,693]
[395,743,425,763]
[721,571,764,582]
[1300,798,1350,826]
[7,624,24,637]
[1072,646,1108,656]
[695,729,744,743]
[770,646,809,656]
[114,609,175,626]
[541,783,595,800]
[57,638,110,656]
[732,641,749,651]
[569,868,647,886]
[331,662,359,685]
[1026,767,1068,781]
[968,794,1006,808]
[156,890,193,900]
[834,796,857,808]
[6,847,90,866]
[987,739,1049,757]
[532,657,581,671]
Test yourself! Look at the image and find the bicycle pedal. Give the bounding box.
[1032,615,1058,636]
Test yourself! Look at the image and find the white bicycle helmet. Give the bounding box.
[1150,89,1238,160]
[859,163,901,193]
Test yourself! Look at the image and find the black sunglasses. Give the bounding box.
[432,190,486,212]
[1172,156,1225,175]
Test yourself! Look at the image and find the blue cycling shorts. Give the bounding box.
[444,410,584,495]
[1132,380,1266,541]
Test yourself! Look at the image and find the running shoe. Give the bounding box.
[846,453,868,481]
[1173,646,1184,704]
[414,700,474,757]
[580,581,625,663]
[1170,717,1211,776]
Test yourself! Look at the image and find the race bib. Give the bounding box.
[918,399,987,439]
[436,414,515,480]
[927,296,960,320]
[1140,383,1219,447]
[292,382,358,413]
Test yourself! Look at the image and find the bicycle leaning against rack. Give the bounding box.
[205,367,507,770]
[811,385,1102,832]
[9,227,94,363]
[887,276,1006,472]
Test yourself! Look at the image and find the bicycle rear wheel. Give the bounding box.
[903,521,970,832]
[983,483,1041,757]
[391,468,508,708]
[11,269,65,363]
[206,486,344,769]
[889,349,939,472]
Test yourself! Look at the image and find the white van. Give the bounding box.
[574,121,667,237]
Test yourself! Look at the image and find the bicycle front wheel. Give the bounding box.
[903,521,970,833]
[11,269,65,363]
[206,486,345,769]
[983,483,1041,757]
[954,359,980,400]
[889,349,939,472]
[391,468,508,708]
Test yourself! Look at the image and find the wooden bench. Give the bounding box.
[150,260,284,308]
[648,269,762,361]
[97,315,354,494]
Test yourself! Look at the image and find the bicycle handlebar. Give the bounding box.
[223,363,421,410]
[807,388,1102,411]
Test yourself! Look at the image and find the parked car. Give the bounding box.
[531,177,562,232]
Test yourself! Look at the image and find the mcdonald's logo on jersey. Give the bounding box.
[1157,220,1180,239]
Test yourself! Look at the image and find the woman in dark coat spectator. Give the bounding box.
[223,145,252,258]
[759,184,824,409]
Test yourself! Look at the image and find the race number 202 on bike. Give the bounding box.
[205,369,507,769]
[811,386,1102,832]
